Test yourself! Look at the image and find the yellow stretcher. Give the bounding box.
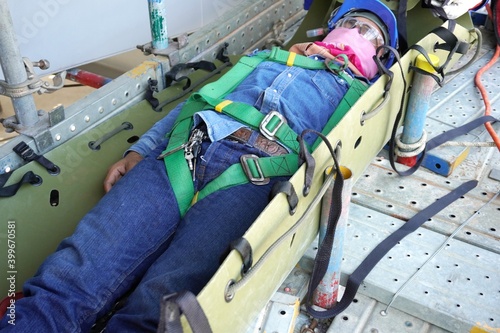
[187,30,475,333]
[0,0,477,331]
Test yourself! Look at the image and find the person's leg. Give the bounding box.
[0,147,181,333]
[105,139,285,332]
[105,179,280,332]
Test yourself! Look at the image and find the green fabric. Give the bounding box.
[190,93,301,153]
[196,154,300,203]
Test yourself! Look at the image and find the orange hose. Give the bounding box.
[474,44,500,151]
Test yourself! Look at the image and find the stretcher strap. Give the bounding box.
[390,115,499,177]
[0,170,41,198]
[13,141,60,175]
[158,291,212,333]
[165,61,217,90]
[229,237,253,275]
[306,179,478,319]
[270,180,299,215]
[397,0,409,52]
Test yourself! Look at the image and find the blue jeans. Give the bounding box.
[0,139,285,332]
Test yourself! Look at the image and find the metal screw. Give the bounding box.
[33,59,50,70]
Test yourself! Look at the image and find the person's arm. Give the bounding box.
[126,101,185,158]
[103,102,185,192]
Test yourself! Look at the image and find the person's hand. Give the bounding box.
[289,42,363,77]
[290,42,330,58]
[103,151,143,192]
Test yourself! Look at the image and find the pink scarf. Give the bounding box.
[314,28,378,79]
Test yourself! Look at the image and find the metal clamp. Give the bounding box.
[240,154,270,185]
[260,110,286,141]
[0,58,66,98]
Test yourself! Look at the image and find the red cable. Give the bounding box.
[474,38,500,151]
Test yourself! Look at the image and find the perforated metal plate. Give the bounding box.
[340,203,499,332]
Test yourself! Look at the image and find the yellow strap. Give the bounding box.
[191,191,199,206]
[286,52,297,67]
[215,100,233,112]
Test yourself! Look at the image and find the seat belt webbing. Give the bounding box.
[195,153,300,204]
[0,171,41,198]
[189,93,302,153]
[306,179,478,319]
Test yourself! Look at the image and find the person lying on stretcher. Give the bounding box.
[0,0,398,332]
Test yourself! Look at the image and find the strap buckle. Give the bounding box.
[240,154,270,185]
[260,110,286,141]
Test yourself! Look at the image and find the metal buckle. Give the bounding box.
[240,154,270,185]
[259,110,286,141]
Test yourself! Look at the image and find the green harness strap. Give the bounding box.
[162,47,368,216]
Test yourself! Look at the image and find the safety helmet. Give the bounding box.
[327,0,398,68]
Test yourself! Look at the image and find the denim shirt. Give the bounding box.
[128,57,350,157]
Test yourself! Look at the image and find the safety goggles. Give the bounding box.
[334,16,385,50]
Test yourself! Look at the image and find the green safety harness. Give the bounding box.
[160,47,369,216]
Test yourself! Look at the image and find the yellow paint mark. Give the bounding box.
[471,322,500,333]
[288,298,301,333]
[449,147,470,175]
[126,61,159,78]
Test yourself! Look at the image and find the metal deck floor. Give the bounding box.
[257,29,499,333]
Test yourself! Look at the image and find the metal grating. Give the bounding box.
[352,156,500,254]
[338,203,499,332]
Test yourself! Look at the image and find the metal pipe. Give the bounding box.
[66,68,112,89]
[313,166,353,309]
[0,0,39,128]
[148,0,169,50]
[397,54,440,166]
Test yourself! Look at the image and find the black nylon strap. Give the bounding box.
[146,79,160,110]
[165,61,217,90]
[230,237,253,275]
[298,131,316,196]
[157,291,212,333]
[145,59,219,111]
[13,141,60,175]
[296,129,345,316]
[270,181,299,215]
[0,171,41,198]
[390,115,498,177]
[306,179,478,319]
[406,26,469,88]
[397,0,409,52]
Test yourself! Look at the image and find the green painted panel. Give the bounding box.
[0,62,233,295]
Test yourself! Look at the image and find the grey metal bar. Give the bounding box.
[0,0,39,128]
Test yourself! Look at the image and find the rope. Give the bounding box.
[394,130,427,158]
[440,141,497,147]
